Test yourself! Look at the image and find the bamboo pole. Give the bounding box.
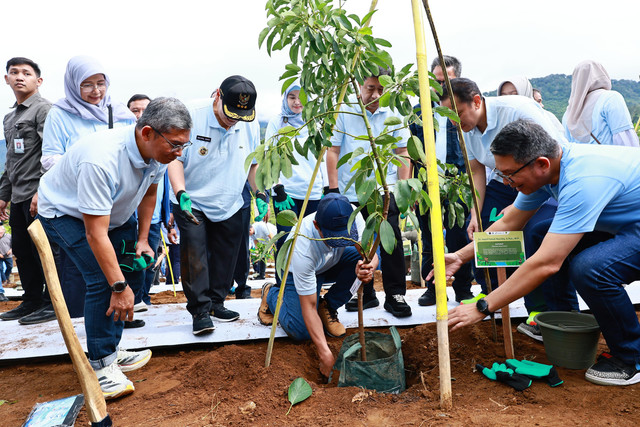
[410,0,452,410]
[159,229,176,296]
[265,0,380,368]
[422,0,497,341]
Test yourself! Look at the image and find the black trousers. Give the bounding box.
[232,205,251,292]
[174,205,243,316]
[355,193,406,297]
[418,199,473,297]
[10,200,47,307]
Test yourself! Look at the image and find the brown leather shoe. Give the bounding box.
[258,282,274,326]
[318,298,346,338]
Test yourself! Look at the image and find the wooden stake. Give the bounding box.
[497,267,514,359]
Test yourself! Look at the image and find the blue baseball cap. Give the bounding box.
[315,193,358,247]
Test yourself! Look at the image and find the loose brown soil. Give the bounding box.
[1,278,639,426]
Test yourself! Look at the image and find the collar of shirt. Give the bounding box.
[124,125,150,168]
[12,91,42,109]
[482,97,498,134]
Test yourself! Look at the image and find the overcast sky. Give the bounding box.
[2,0,639,140]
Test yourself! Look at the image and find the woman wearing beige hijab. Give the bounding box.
[563,60,638,146]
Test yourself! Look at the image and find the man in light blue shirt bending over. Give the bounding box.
[38,97,192,399]
[446,119,640,387]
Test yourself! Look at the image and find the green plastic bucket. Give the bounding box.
[535,311,601,369]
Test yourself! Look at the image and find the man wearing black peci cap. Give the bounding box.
[257,193,379,377]
[168,75,263,335]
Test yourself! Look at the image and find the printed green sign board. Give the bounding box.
[473,231,525,268]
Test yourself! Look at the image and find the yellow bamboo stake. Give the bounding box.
[265,0,380,368]
[159,229,176,297]
[410,0,452,410]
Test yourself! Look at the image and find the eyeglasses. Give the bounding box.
[150,126,192,152]
[79,82,108,91]
[493,158,536,184]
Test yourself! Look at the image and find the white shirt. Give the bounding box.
[177,98,260,221]
[38,125,166,229]
[465,96,567,183]
[289,211,365,295]
[330,100,410,202]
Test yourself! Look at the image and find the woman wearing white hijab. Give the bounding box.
[498,76,564,133]
[563,60,638,147]
[38,56,135,320]
[41,55,136,171]
[498,76,534,98]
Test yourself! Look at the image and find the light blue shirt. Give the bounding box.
[264,118,326,200]
[38,125,166,229]
[178,98,260,222]
[465,96,567,183]
[514,143,640,235]
[562,91,635,146]
[289,211,366,295]
[330,101,410,202]
[42,106,135,169]
[151,175,164,224]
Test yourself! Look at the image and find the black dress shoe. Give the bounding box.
[124,319,146,329]
[1,302,40,321]
[0,293,8,302]
[418,289,437,306]
[18,304,57,325]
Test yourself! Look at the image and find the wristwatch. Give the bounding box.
[110,280,129,293]
[476,298,492,316]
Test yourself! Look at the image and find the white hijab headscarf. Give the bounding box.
[497,77,534,98]
[564,60,612,143]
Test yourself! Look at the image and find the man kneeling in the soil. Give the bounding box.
[37,97,192,399]
[445,119,640,386]
[258,193,378,376]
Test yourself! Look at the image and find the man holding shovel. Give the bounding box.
[445,119,640,386]
[258,193,378,376]
[37,97,192,399]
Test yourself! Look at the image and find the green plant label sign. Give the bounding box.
[473,231,525,267]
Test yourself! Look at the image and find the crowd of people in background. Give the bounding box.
[2,51,640,398]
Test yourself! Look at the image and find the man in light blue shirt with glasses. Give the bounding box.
[38,97,192,400]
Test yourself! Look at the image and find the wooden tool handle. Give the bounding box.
[28,219,109,424]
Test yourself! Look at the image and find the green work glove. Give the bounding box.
[477,363,532,391]
[255,191,269,221]
[119,241,154,272]
[176,190,199,225]
[272,184,295,212]
[505,359,563,387]
[133,253,155,271]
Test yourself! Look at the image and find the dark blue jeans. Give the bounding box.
[556,223,640,368]
[136,222,161,305]
[266,246,361,341]
[39,214,144,368]
[0,256,12,284]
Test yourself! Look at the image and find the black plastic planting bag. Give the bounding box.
[333,326,406,394]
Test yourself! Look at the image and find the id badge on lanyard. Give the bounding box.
[14,123,24,154]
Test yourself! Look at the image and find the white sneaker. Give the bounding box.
[134,302,149,312]
[95,362,134,400]
[117,348,152,373]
